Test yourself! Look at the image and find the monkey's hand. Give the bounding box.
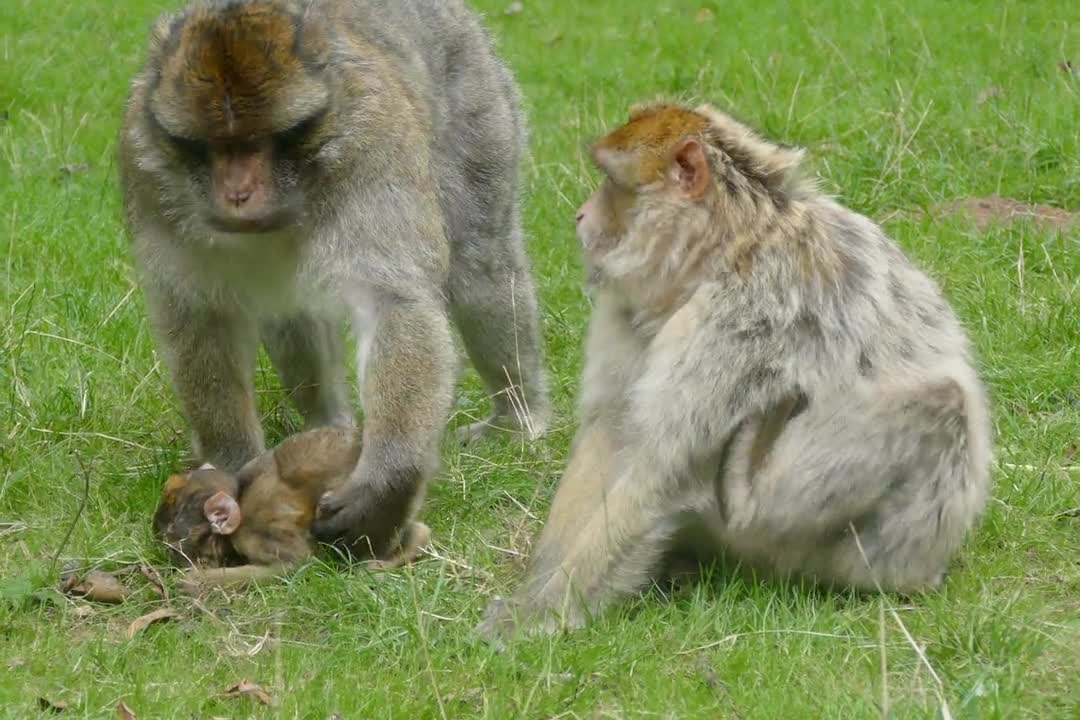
[312,466,416,559]
[474,594,581,647]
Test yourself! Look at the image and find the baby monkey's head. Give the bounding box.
[153,463,245,567]
[576,101,811,285]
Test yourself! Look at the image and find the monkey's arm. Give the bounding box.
[177,564,291,594]
[481,290,797,637]
[577,292,646,426]
[312,291,456,556]
[141,281,264,470]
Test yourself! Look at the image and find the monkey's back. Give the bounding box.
[230,426,364,565]
[323,0,529,257]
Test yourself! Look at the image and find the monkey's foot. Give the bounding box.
[365,522,432,570]
[473,595,582,647]
[455,408,551,445]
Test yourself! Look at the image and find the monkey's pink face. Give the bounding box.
[576,179,635,261]
[146,4,330,235]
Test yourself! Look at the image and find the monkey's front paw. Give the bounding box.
[455,410,550,445]
[313,482,369,543]
[313,478,411,559]
[474,595,578,646]
[473,596,519,648]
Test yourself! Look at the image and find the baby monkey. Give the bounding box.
[154,426,431,592]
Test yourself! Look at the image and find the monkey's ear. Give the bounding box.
[669,138,711,199]
[204,491,242,535]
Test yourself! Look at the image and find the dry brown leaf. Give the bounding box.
[37,697,68,713]
[62,570,132,604]
[695,7,714,23]
[111,565,143,579]
[116,701,137,720]
[126,608,179,639]
[223,680,272,706]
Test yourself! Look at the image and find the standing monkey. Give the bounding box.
[478,101,992,639]
[118,0,550,558]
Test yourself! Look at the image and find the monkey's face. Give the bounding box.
[577,105,718,282]
[575,177,636,260]
[143,2,330,235]
[153,464,244,568]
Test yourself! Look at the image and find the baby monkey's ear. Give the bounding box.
[668,138,711,199]
[204,491,242,535]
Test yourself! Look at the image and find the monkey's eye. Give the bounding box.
[276,110,327,149]
[164,133,208,162]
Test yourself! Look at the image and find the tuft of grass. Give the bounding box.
[1,0,1078,717]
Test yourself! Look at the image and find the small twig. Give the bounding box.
[503,490,538,521]
[49,456,92,579]
[995,461,1079,474]
[408,568,447,720]
[676,629,856,654]
[879,601,890,719]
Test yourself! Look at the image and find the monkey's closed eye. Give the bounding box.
[276,110,327,149]
[164,133,208,162]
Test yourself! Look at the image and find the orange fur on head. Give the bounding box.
[590,103,711,187]
[590,101,810,201]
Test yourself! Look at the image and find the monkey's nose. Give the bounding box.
[576,212,585,224]
[227,189,252,207]
[227,188,253,207]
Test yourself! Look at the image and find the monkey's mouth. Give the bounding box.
[205,209,297,235]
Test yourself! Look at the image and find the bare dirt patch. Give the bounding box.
[928,196,1079,232]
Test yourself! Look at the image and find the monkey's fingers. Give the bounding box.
[312,480,414,559]
[312,484,362,539]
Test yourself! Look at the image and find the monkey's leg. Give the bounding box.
[149,298,264,471]
[177,564,290,595]
[476,420,669,639]
[313,296,456,555]
[261,312,353,429]
[448,220,551,442]
[727,377,981,592]
[516,420,620,577]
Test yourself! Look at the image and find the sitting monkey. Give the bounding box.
[478,101,992,640]
[154,426,430,592]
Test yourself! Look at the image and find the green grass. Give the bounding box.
[2,0,1078,717]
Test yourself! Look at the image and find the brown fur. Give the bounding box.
[154,426,431,593]
[150,3,324,141]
